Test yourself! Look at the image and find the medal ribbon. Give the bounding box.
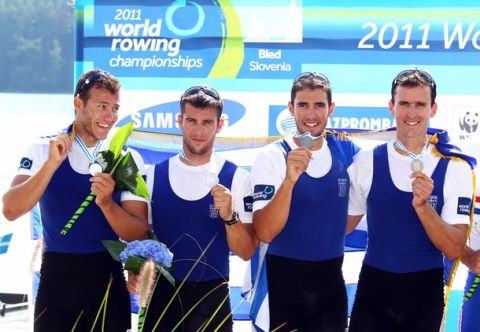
[393,139,428,165]
[179,150,218,186]
[74,133,103,165]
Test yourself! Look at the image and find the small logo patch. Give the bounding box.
[253,185,275,202]
[338,178,348,198]
[243,195,253,212]
[457,197,472,216]
[209,204,219,219]
[428,195,438,210]
[19,157,32,170]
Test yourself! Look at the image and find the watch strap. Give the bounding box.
[224,211,239,226]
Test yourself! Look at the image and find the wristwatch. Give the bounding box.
[223,211,239,226]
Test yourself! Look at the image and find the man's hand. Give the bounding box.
[463,247,480,274]
[411,171,434,208]
[285,147,312,185]
[48,132,71,167]
[211,184,234,221]
[127,272,139,294]
[90,173,115,207]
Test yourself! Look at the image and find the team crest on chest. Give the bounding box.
[209,204,219,218]
[338,178,347,198]
[428,195,438,210]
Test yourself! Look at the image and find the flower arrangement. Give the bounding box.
[119,239,173,275]
[103,232,175,332]
[102,233,174,280]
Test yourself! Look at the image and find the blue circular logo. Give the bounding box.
[165,1,205,36]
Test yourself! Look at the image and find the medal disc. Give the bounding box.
[300,135,313,149]
[89,163,103,176]
[206,173,219,188]
[411,159,423,172]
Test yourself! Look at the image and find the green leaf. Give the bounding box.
[148,231,159,241]
[113,152,138,189]
[109,122,134,161]
[133,172,150,199]
[157,265,176,287]
[96,150,115,174]
[125,255,146,275]
[113,152,150,199]
[102,240,127,262]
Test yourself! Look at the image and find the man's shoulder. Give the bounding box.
[153,156,173,167]
[444,155,474,174]
[23,136,51,156]
[351,147,375,166]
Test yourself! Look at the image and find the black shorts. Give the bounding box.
[266,254,348,332]
[34,251,131,332]
[348,264,444,332]
[142,276,233,332]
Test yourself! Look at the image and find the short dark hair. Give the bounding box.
[179,86,223,120]
[391,68,437,106]
[290,72,332,105]
[74,68,121,102]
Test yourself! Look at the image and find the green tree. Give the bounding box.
[0,0,73,93]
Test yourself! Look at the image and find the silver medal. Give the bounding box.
[300,135,313,149]
[206,173,219,188]
[89,162,103,176]
[411,159,423,172]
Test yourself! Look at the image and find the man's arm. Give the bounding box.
[3,133,70,220]
[91,173,149,242]
[462,246,480,274]
[346,215,364,235]
[211,183,258,260]
[225,222,258,260]
[253,147,312,243]
[412,171,468,260]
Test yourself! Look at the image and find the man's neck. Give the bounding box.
[77,132,99,148]
[181,150,213,166]
[395,136,428,155]
[73,123,99,148]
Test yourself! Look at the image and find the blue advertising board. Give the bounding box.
[74,0,480,144]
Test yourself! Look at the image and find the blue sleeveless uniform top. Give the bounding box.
[40,159,121,253]
[267,137,355,261]
[365,143,448,273]
[151,158,237,281]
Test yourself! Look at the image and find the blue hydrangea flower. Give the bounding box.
[119,240,173,268]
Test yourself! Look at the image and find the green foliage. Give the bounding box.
[0,0,74,93]
[101,239,127,262]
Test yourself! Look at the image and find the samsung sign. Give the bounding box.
[117,99,246,134]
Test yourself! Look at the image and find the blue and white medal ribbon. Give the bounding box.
[179,151,219,188]
[74,135,103,175]
[393,139,427,172]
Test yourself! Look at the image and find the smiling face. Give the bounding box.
[288,87,334,147]
[178,103,223,164]
[390,85,437,151]
[73,87,120,147]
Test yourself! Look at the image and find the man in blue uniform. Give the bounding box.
[251,72,358,331]
[135,86,258,331]
[2,68,149,331]
[347,68,473,332]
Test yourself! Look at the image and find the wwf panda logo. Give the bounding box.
[459,110,479,134]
